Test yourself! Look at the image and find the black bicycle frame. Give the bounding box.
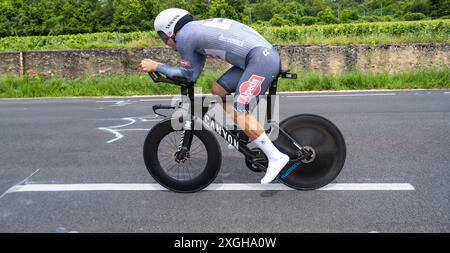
[149,71,309,163]
[178,84,257,159]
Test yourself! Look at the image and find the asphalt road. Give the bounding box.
[0,90,449,233]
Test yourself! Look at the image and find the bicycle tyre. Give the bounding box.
[273,114,346,190]
[143,119,222,193]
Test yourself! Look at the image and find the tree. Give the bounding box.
[251,0,279,21]
[95,0,115,31]
[190,0,210,19]
[0,0,17,36]
[403,12,426,21]
[113,0,144,32]
[269,14,287,26]
[208,0,240,20]
[76,0,96,33]
[161,0,190,10]
[141,0,163,30]
[429,0,450,18]
[409,0,429,15]
[0,0,446,37]
[341,8,359,22]
[282,1,306,24]
[317,7,339,24]
[227,0,246,20]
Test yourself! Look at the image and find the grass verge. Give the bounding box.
[0,67,448,98]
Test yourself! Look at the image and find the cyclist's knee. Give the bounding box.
[211,82,230,96]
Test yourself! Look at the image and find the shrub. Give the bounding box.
[298,16,318,26]
[317,8,339,24]
[359,15,395,23]
[404,12,427,21]
[1,20,449,51]
[269,14,287,26]
[341,8,360,22]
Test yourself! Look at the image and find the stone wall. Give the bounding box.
[0,43,448,79]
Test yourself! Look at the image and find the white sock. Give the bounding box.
[253,132,290,184]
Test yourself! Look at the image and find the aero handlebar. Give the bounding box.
[147,72,192,87]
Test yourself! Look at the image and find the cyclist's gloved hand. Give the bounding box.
[141,59,160,72]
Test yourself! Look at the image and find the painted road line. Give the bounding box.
[0,169,41,200]
[444,92,450,94]
[140,98,180,102]
[97,115,161,143]
[287,93,396,98]
[0,99,93,104]
[95,100,134,106]
[4,183,415,193]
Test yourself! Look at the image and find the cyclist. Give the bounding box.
[140,8,289,184]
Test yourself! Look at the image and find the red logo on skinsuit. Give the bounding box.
[237,75,265,104]
[180,59,191,68]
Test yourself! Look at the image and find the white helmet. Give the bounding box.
[154,8,192,43]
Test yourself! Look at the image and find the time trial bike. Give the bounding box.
[143,69,346,193]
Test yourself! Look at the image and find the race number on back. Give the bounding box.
[202,18,233,30]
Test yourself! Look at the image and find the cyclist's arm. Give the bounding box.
[155,64,185,79]
[156,53,205,83]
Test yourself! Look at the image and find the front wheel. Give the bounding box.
[273,114,346,190]
[143,119,222,193]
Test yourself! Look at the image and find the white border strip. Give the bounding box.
[6,183,415,193]
[287,93,396,98]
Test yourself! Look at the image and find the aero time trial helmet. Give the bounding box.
[154,8,193,44]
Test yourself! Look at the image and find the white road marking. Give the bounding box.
[96,100,123,103]
[0,169,41,200]
[0,99,92,104]
[113,129,150,131]
[444,92,450,94]
[287,93,396,98]
[4,183,415,193]
[96,100,133,106]
[139,99,180,102]
[97,115,160,143]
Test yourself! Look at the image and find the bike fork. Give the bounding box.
[174,120,194,162]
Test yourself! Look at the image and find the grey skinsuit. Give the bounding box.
[156,18,281,111]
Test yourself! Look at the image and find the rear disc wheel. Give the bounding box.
[273,114,346,190]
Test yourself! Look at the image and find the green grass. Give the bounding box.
[0,20,449,52]
[278,68,450,91]
[0,67,448,98]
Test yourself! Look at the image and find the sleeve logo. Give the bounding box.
[179,59,191,68]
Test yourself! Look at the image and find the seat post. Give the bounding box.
[267,77,278,123]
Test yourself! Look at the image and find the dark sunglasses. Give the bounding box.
[157,31,171,44]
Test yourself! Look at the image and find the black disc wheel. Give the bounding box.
[143,119,222,193]
[273,114,346,190]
